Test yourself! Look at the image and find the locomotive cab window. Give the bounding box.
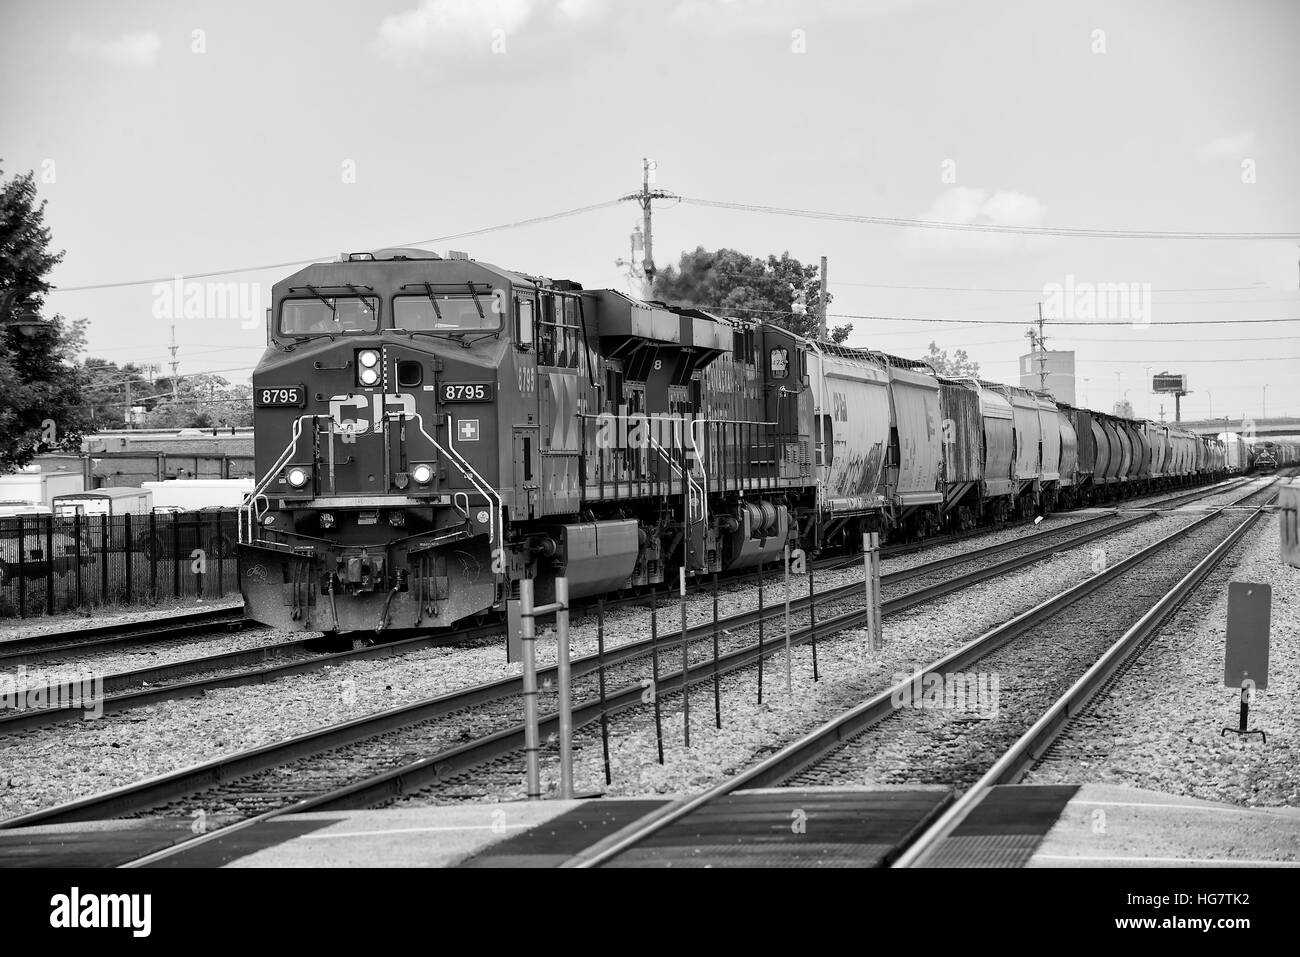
[516,296,535,350]
[394,294,498,333]
[280,296,378,336]
[538,294,580,369]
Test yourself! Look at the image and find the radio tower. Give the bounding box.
[619,158,678,300]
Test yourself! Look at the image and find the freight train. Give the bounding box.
[239,248,1296,632]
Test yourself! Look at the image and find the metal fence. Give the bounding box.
[0,510,239,618]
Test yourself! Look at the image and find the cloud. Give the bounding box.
[900,187,1049,260]
[670,0,927,30]
[1197,131,1255,162]
[374,0,606,65]
[68,32,161,68]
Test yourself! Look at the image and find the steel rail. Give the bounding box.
[566,479,1277,867]
[892,491,1278,868]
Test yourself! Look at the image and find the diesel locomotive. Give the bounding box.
[240,248,1292,633]
[239,248,815,632]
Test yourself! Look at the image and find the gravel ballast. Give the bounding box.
[0,478,1260,822]
[393,509,1216,805]
[1025,501,1300,807]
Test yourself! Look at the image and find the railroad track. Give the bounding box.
[0,484,1229,867]
[0,606,256,669]
[862,475,1246,564]
[0,505,1154,733]
[560,477,1280,868]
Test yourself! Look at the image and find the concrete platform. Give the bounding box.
[1026,784,1300,867]
[2,783,1297,867]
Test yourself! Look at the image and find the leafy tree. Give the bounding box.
[923,340,981,377]
[144,374,252,429]
[0,163,92,472]
[651,246,852,344]
[80,357,153,428]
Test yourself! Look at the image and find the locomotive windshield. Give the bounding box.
[280,295,378,336]
[394,294,498,333]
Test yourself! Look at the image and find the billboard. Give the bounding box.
[1153,372,1187,393]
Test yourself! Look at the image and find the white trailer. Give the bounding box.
[142,479,254,511]
[0,465,85,507]
[53,487,154,518]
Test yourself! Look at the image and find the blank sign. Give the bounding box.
[1224,582,1270,690]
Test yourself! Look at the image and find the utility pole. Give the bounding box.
[169,325,180,399]
[1036,302,1047,392]
[1025,304,1048,392]
[125,378,132,429]
[818,256,829,340]
[619,158,678,300]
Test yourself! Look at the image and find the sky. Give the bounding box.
[2,0,1297,423]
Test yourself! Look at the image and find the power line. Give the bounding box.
[48,199,623,293]
[678,196,1300,241]
[708,268,1290,300]
[832,280,1274,294]
[694,303,1300,326]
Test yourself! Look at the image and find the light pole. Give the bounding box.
[1207,390,1212,419]
[1263,384,1269,419]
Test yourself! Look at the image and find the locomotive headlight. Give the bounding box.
[358,349,380,368]
[286,466,310,488]
[358,366,380,386]
[411,463,434,485]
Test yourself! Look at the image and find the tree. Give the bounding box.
[651,246,852,344]
[923,340,981,377]
[143,374,253,429]
[0,163,92,472]
[80,358,153,429]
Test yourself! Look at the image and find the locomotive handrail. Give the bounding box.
[240,414,330,546]
[403,411,503,562]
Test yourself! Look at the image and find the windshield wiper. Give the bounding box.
[304,285,337,316]
[466,282,485,320]
[423,283,443,322]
